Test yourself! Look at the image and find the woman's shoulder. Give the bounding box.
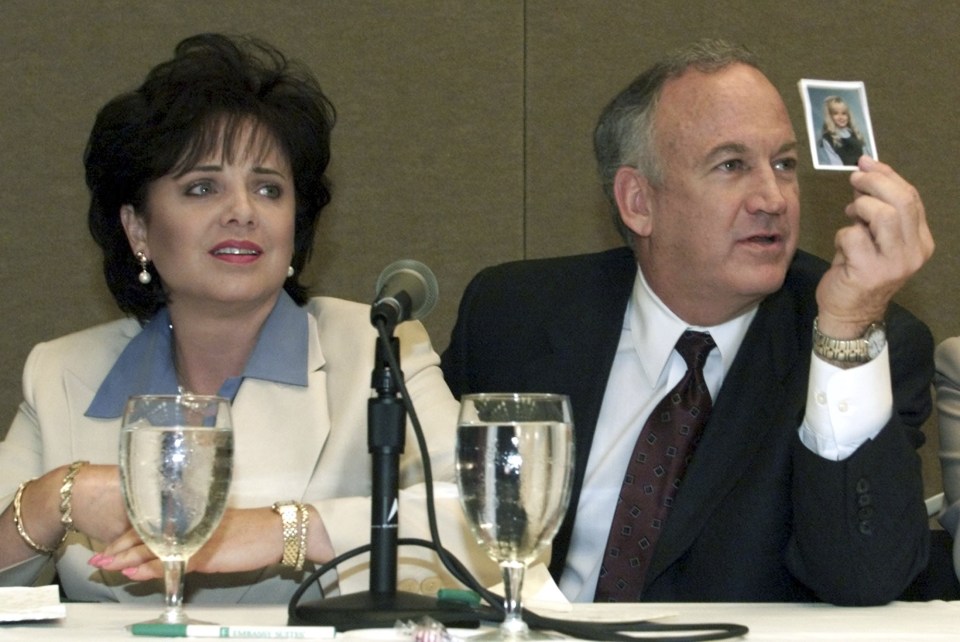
[937,337,960,381]
[303,295,431,347]
[304,296,371,333]
[26,317,141,372]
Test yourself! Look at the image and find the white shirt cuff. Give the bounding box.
[799,344,892,461]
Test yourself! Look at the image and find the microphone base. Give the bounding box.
[289,590,488,632]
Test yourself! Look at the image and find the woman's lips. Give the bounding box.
[210,241,263,262]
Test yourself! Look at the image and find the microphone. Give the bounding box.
[291,258,484,632]
[370,259,439,328]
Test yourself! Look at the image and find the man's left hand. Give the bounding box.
[816,155,934,338]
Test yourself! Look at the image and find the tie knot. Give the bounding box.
[675,330,715,369]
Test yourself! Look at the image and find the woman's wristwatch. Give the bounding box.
[272,501,307,570]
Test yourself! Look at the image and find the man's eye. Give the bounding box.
[717,159,745,171]
[774,158,798,171]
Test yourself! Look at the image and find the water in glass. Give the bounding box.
[456,393,574,640]
[119,394,233,625]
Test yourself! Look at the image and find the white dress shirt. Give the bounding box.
[558,266,892,602]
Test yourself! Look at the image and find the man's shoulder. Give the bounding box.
[473,246,635,290]
[485,246,633,272]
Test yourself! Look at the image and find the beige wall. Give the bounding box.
[2,1,957,498]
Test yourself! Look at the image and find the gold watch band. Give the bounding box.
[272,501,306,570]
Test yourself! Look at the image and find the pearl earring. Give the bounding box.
[287,266,295,278]
[136,251,152,285]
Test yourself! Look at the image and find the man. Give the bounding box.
[442,40,935,606]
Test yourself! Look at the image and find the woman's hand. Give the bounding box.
[91,505,335,580]
[1,463,129,569]
[69,464,129,544]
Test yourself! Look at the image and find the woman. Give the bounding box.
[0,33,492,603]
[935,338,960,583]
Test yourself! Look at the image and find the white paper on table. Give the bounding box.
[486,564,679,624]
[0,585,66,622]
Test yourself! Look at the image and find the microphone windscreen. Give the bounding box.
[374,259,439,321]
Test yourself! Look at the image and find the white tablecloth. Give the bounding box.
[0,600,958,640]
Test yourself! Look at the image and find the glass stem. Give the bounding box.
[499,560,528,636]
[161,558,187,624]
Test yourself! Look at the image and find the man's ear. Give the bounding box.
[613,166,655,239]
[120,205,148,255]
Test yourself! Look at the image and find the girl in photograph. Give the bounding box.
[819,95,868,166]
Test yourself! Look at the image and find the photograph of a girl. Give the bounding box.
[799,79,876,171]
[819,95,869,166]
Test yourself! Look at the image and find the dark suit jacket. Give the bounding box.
[442,246,932,605]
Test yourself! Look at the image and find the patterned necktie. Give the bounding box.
[594,330,716,602]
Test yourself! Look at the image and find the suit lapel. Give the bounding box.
[531,248,637,573]
[645,286,808,583]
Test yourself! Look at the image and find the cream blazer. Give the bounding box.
[0,297,498,603]
[936,337,960,583]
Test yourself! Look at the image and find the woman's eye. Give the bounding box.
[258,184,282,199]
[185,181,214,196]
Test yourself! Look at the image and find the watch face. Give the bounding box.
[866,325,887,359]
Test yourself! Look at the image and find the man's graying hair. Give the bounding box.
[593,39,760,244]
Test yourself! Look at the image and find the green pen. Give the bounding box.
[128,623,336,638]
[437,587,483,607]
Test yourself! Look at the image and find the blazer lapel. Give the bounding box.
[228,318,330,507]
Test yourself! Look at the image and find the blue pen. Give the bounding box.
[129,623,336,638]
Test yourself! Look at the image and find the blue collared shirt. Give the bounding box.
[86,292,309,418]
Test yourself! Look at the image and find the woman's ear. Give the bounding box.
[120,205,148,255]
[613,166,655,239]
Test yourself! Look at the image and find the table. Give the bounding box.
[0,600,958,640]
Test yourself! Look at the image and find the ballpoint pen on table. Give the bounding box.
[129,623,336,638]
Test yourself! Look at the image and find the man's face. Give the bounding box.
[638,63,800,324]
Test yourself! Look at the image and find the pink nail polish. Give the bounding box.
[121,567,138,578]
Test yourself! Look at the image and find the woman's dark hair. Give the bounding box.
[85,33,335,322]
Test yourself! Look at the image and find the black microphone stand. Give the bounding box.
[290,323,481,631]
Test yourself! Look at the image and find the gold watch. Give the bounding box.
[271,501,303,569]
[812,317,887,367]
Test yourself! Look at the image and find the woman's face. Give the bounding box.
[122,123,296,316]
[829,104,850,128]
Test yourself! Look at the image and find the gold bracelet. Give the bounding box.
[272,501,305,570]
[12,480,56,554]
[59,461,89,532]
[295,503,308,571]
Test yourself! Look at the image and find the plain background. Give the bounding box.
[2,1,957,501]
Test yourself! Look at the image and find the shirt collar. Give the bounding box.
[629,265,757,387]
[86,291,308,419]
